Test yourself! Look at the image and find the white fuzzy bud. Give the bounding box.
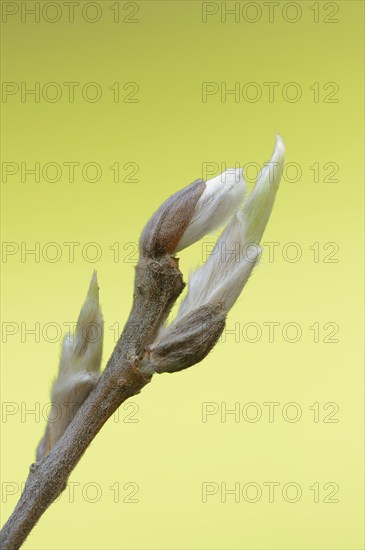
[243,134,285,244]
[175,168,246,252]
[140,303,226,375]
[37,271,104,460]
[173,213,261,321]
[57,270,103,377]
[172,135,285,321]
[140,136,284,378]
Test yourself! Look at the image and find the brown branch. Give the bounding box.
[0,255,184,550]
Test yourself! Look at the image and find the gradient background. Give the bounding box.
[1,1,364,549]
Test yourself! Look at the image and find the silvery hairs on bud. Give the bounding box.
[140,168,246,258]
[140,179,206,257]
[140,303,226,375]
[143,136,285,374]
[174,168,246,252]
[37,271,103,460]
[175,135,284,320]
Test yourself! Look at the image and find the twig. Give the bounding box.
[0,256,184,549]
[0,136,285,549]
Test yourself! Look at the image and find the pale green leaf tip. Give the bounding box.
[87,270,99,302]
[242,134,285,244]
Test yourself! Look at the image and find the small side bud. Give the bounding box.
[36,371,99,461]
[140,179,206,257]
[36,271,104,460]
[140,303,225,374]
[59,270,103,375]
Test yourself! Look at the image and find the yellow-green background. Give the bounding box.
[1,1,364,548]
